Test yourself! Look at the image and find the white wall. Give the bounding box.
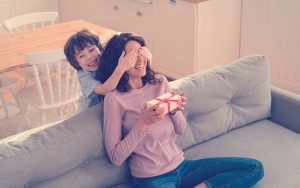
[241,0,300,94]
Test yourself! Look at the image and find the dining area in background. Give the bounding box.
[0,19,117,139]
[0,10,59,121]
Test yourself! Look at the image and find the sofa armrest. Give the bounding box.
[270,86,300,134]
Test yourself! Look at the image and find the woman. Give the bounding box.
[96,33,264,188]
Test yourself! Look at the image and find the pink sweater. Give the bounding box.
[103,76,186,178]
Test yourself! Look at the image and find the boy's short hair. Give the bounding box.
[64,29,104,71]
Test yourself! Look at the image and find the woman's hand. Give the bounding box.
[117,49,138,72]
[137,102,166,131]
[169,92,187,115]
[139,47,152,65]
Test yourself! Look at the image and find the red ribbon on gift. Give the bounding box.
[155,93,180,112]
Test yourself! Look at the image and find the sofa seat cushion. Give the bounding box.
[109,183,132,188]
[183,119,300,188]
[171,55,271,149]
[32,156,130,188]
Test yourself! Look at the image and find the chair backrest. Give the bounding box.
[0,23,4,34]
[3,11,58,33]
[25,48,81,107]
[0,23,2,34]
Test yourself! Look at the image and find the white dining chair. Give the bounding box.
[0,23,6,35]
[3,11,59,88]
[3,11,58,33]
[17,48,81,125]
[0,75,21,118]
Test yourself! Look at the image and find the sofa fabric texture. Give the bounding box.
[170,55,271,149]
[0,55,299,188]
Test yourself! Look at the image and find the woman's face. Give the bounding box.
[125,40,147,79]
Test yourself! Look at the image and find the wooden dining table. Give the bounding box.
[0,20,117,74]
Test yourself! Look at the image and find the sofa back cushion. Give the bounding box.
[171,55,271,149]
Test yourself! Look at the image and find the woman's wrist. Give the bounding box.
[136,119,148,132]
[169,111,177,115]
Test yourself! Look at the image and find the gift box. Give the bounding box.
[147,92,181,113]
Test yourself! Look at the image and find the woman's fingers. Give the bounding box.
[147,101,161,112]
[177,93,187,110]
[147,102,166,122]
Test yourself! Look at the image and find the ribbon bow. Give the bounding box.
[155,93,180,112]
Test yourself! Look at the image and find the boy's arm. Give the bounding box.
[139,47,152,65]
[94,50,137,95]
[94,66,124,95]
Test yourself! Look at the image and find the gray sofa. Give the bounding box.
[1,55,300,188]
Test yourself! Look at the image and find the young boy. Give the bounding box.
[64,29,152,112]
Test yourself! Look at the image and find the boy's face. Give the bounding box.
[75,44,101,72]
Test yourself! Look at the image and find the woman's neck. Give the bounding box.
[128,78,143,89]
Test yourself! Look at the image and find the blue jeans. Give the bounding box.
[131,157,264,188]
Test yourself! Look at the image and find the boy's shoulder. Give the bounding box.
[78,69,100,87]
[78,69,97,78]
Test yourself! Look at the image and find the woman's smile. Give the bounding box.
[135,64,145,70]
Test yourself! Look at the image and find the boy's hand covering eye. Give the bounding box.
[118,49,138,72]
[139,47,153,64]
